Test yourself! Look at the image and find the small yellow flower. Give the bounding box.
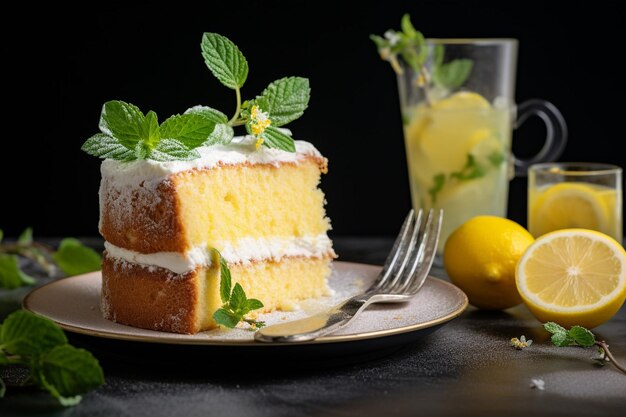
[510,335,533,350]
[255,136,264,150]
[250,105,271,136]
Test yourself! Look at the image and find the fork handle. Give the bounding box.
[254,295,373,343]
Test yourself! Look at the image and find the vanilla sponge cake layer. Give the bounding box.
[102,254,333,334]
[100,152,330,255]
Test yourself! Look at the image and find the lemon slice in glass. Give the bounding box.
[529,183,609,237]
[516,229,626,328]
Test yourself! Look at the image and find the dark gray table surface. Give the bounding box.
[1,236,625,417]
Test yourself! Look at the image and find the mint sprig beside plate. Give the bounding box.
[0,310,104,405]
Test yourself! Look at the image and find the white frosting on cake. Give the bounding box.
[104,234,335,274]
[100,136,322,188]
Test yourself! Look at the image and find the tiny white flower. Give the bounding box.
[384,30,400,46]
[530,378,545,390]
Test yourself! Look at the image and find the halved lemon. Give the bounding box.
[516,229,626,328]
[529,183,609,238]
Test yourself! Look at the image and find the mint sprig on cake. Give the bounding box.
[82,32,310,161]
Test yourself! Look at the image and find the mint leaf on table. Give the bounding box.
[0,310,104,405]
[82,100,217,162]
[0,254,36,289]
[201,33,249,90]
[211,249,264,329]
[0,309,67,356]
[568,325,596,347]
[38,345,105,406]
[254,77,310,126]
[17,228,33,246]
[542,322,626,374]
[52,238,102,276]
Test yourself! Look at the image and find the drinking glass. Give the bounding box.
[397,38,568,262]
[528,162,622,242]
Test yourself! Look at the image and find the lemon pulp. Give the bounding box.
[516,229,626,328]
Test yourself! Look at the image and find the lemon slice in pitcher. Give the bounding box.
[529,183,609,237]
[516,229,626,328]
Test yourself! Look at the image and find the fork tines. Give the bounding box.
[370,208,443,295]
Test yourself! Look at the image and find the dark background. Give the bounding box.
[2,1,624,239]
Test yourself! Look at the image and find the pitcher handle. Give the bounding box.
[513,99,568,177]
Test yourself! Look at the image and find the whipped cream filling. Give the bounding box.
[100,136,323,188]
[104,234,335,274]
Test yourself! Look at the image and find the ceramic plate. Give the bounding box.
[23,261,468,348]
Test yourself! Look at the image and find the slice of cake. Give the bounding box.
[99,136,335,333]
[81,31,335,334]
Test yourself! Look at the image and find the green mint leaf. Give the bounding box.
[0,376,5,398]
[213,308,240,328]
[229,283,247,313]
[201,33,248,90]
[544,322,567,335]
[370,34,387,49]
[207,123,235,145]
[17,227,33,245]
[568,326,596,347]
[81,134,136,161]
[246,299,264,311]
[184,106,233,145]
[450,154,486,181]
[0,310,67,357]
[143,110,160,147]
[551,332,573,347]
[52,238,102,276]
[488,151,505,167]
[433,59,473,89]
[0,351,9,364]
[262,126,296,152]
[99,101,146,149]
[433,44,445,67]
[148,139,200,161]
[134,141,151,160]
[255,77,310,126]
[40,344,104,402]
[184,105,228,124]
[216,249,231,304]
[401,13,419,38]
[160,113,217,148]
[428,173,446,204]
[0,254,36,289]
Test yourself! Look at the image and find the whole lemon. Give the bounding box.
[443,215,535,310]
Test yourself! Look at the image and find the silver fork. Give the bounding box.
[254,208,443,343]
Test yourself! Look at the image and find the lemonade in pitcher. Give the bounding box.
[371,15,567,261]
[403,92,513,254]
